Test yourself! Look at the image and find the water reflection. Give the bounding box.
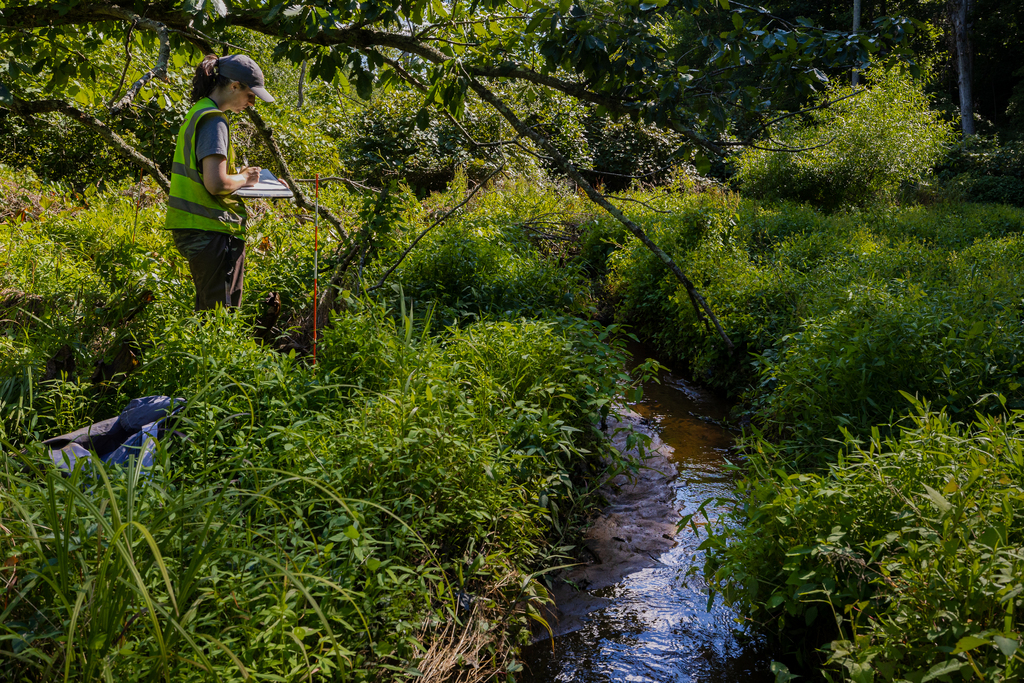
[519,348,775,682]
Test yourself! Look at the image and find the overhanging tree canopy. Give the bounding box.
[0,0,921,347]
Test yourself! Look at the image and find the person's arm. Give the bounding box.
[201,155,261,195]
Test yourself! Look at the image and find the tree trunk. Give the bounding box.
[950,0,975,136]
[852,0,862,86]
[297,60,307,109]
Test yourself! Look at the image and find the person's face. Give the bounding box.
[225,82,257,113]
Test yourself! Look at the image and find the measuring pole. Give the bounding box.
[131,166,142,244]
[313,173,319,365]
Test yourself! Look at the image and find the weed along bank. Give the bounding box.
[3,2,1024,681]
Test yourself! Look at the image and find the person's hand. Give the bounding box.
[240,166,261,187]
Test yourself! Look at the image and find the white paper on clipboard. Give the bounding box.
[233,169,294,198]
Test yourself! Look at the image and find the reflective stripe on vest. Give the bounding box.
[164,97,247,235]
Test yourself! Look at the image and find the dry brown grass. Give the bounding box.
[413,570,551,683]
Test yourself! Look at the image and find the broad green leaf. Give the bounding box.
[770,661,798,683]
[209,0,228,17]
[525,9,548,33]
[922,660,966,682]
[694,153,711,175]
[922,484,952,513]
[993,635,1019,657]
[415,108,430,130]
[848,662,873,683]
[263,2,285,23]
[952,635,989,653]
[356,71,373,100]
[0,83,15,106]
[431,0,449,19]
[977,526,1001,549]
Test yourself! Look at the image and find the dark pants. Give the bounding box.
[171,230,246,311]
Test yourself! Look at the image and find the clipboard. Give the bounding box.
[233,169,294,198]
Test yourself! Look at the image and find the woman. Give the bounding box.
[165,54,274,310]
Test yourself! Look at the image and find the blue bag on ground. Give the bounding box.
[42,396,185,471]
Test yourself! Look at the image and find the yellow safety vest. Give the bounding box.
[164,97,247,235]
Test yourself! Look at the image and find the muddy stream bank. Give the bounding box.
[520,345,778,682]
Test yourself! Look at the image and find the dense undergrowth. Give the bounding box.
[6,95,1024,679]
[583,182,1024,676]
[0,166,641,681]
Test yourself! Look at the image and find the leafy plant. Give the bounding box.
[700,401,1024,681]
[0,166,639,681]
[734,70,953,210]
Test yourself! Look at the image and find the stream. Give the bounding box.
[519,346,778,682]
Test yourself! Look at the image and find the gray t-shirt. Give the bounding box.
[195,115,229,163]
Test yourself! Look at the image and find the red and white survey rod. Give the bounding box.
[313,173,319,365]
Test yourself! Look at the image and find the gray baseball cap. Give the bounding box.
[218,55,274,103]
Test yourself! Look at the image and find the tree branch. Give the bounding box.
[4,97,170,192]
[244,108,353,247]
[0,3,730,154]
[739,88,865,143]
[99,6,170,115]
[468,77,735,351]
[107,19,135,108]
[294,177,380,194]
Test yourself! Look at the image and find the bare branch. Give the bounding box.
[108,20,135,108]
[369,162,507,292]
[469,77,735,351]
[4,97,169,192]
[297,60,307,108]
[245,108,353,247]
[733,136,840,153]
[605,195,672,214]
[740,88,865,143]
[668,121,726,158]
[294,177,380,194]
[100,6,170,115]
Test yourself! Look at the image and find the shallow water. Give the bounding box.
[519,348,777,682]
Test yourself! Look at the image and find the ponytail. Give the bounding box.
[191,54,231,103]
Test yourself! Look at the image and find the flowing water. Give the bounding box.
[520,347,778,682]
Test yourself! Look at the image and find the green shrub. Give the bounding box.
[602,191,1024,445]
[753,274,1024,444]
[0,169,642,681]
[388,177,593,319]
[701,404,1024,681]
[583,112,683,190]
[734,70,953,210]
[937,137,1024,207]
